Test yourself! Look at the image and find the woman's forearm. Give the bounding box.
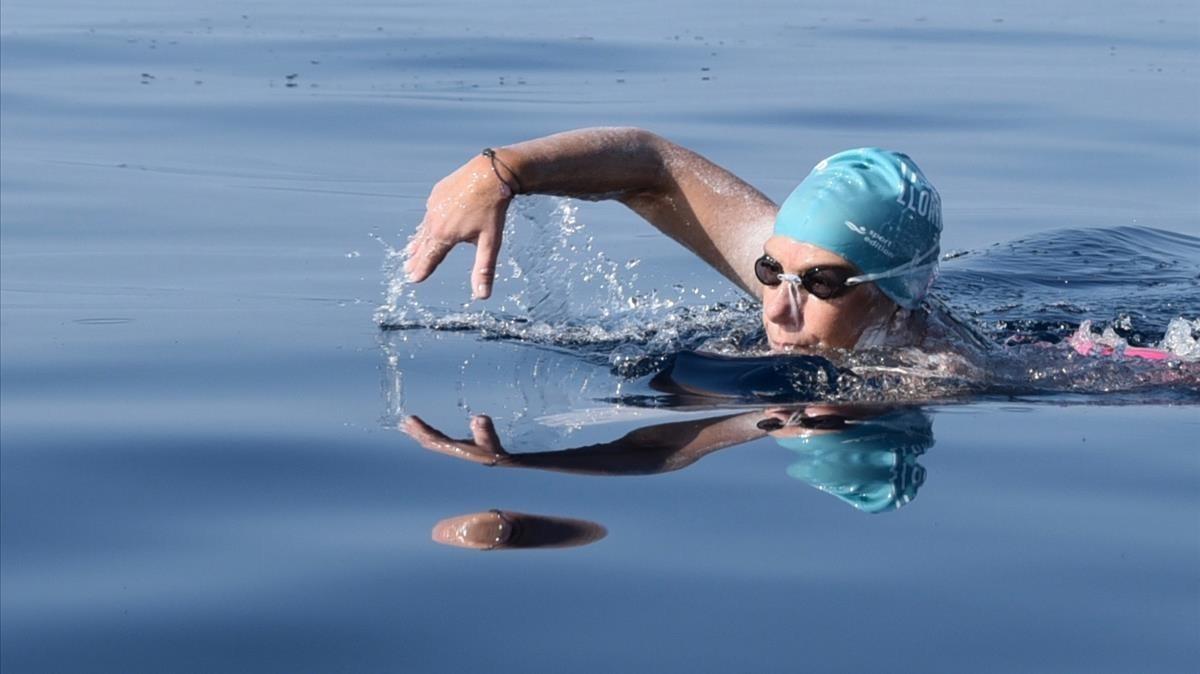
[499,127,776,295]
[494,127,670,200]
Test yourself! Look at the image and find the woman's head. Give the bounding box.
[760,148,942,351]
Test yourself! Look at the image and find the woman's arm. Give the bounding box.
[404,127,777,300]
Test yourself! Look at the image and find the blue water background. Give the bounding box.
[3,1,1198,672]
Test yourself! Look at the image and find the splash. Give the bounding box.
[376,196,757,375]
[1160,317,1200,360]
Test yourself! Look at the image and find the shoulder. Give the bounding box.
[916,300,993,359]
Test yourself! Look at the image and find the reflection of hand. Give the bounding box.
[403,153,513,299]
[432,510,607,550]
[403,415,510,466]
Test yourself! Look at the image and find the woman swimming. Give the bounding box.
[406,127,983,357]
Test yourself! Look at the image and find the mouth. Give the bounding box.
[764,316,816,352]
[767,336,814,352]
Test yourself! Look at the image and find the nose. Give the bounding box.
[762,283,804,327]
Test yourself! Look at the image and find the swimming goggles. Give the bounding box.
[755,245,940,300]
[754,255,859,300]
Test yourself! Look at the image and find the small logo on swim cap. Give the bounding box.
[845,220,899,259]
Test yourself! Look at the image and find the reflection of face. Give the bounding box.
[760,236,896,351]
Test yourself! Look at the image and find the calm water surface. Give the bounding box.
[2,1,1198,672]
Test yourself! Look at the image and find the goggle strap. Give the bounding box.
[844,246,939,285]
[776,270,853,285]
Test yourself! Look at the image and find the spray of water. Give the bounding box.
[377,197,759,371]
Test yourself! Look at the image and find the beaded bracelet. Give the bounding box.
[481,147,524,195]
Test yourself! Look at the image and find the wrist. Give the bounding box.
[481,147,524,197]
[487,451,514,467]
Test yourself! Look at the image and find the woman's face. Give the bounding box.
[759,236,897,351]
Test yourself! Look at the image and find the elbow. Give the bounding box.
[626,127,670,161]
[613,128,673,198]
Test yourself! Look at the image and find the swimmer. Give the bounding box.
[405,127,983,355]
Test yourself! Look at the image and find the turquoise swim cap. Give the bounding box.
[774,148,942,309]
[774,408,932,513]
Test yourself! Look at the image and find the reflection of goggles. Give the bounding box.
[757,413,847,431]
[754,254,858,300]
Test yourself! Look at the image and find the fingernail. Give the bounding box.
[474,283,489,299]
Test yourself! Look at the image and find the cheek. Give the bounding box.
[801,299,866,342]
[827,299,864,324]
[801,303,837,331]
[818,292,885,345]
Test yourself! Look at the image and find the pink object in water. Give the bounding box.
[1070,337,1171,361]
[1121,346,1171,361]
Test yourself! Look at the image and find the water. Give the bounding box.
[3,1,1198,672]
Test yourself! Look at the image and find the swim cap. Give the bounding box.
[774,148,942,309]
[774,408,932,513]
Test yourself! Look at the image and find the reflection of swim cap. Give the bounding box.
[774,408,932,513]
[775,148,942,309]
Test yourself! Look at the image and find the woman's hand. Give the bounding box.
[404,152,514,299]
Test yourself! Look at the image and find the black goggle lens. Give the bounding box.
[754,255,784,286]
[754,255,856,300]
[799,414,848,430]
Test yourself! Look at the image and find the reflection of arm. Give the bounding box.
[503,412,767,476]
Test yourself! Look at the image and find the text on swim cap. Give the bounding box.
[895,175,942,229]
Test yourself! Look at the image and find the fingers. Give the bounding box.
[470,415,500,452]
[404,233,455,284]
[404,415,504,465]
[404,416,472,461]
[471,228,503,299]
[403,416,456,451]
[404,164,509,298]
[403,224,500,299]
